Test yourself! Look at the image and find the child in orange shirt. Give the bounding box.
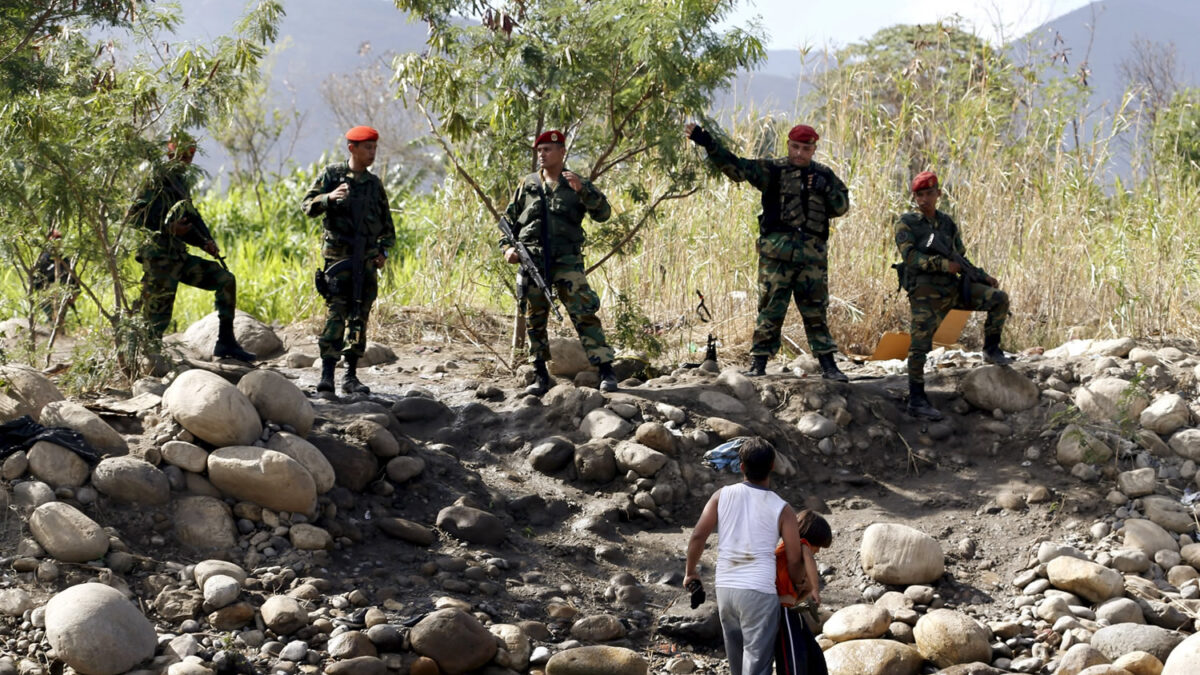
[774,510,831,675]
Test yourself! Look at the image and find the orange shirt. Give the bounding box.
[774,538,810,604]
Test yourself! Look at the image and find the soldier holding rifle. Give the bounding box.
[895,171,1012,420]
[128,133,255,362]
[501,129,618,396]
[302,125,395,395]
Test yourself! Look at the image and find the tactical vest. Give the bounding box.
[758,161,832,240]
[900,212,959,290]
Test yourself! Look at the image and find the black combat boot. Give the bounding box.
[907,380,944,420]
[524,359,552,397]
[982,333,1013,366]
[744,355,767,377]
[213,316,256,362]
[317,358,336,393]
[341,356,371,394]
[817,352,849,382]
[598,362,618,393]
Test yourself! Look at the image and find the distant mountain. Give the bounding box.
[143,0,1200,180]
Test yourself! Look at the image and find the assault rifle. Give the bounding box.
[920,232,990,303]
[498,217,562,322]
[165,198,228,271]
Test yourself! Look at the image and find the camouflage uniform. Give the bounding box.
[504,170,615,365]
[695,134,850,357]
[895,210,1009,384]
[302,162,395,360]
[129,164,236,339]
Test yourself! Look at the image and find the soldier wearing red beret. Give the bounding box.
[685,121,851,380]
[501,129,619,395]
[894,171,1012,419]
[302,125,396,395]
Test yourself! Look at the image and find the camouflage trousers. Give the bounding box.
[752,243,837,357]
[139,248,236,339]
[526,261,615,365]
[319,260,378,360]
[907,282,1009,384]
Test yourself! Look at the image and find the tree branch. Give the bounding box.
[586,187,698,274]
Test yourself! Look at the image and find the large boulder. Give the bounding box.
[163,370,262,447]
[1168,429,1200,462]
[822,604,891,643]
[410,608,498,674]
[961,365,1039,412]
[1091,623,1186,663]
[29,502,109,562]
[1046,555,1125,603]
[1057,424,1113,467]
[435,504,505,546]
[1074,377,1148,424]
[823,639,922,675]
[1140,394,1191,435]
[1141,495,1197,534]
[0,363,64,420]
[45,583,156,675]
[237,370,314,436]
[860,523,944,585]
[207,447,316,515]
[614,442,668,477]
[265,432,335,493]
[1123,519,1179,556]
[546,646,647,675]
[913,609,991,668]
[1163,631,1200,675]
[91,457,170,505]
[183,310,283,360]
[26,441,89,487]
[174,496,237,550]
[574,439,618,483]
[40,400,128,455]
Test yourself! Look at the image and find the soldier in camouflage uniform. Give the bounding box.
[302,125,396,395]
[895,171,1012,420]
[128,137,255,362]
[502,129,618,396]
[685,122,850,380]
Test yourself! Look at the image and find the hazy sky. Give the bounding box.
[722,0,1095,50]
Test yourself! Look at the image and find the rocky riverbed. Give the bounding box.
[0,314,1198,675]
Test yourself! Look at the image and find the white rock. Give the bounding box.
[1140,394,1191,435]
[797,412,837,439]
[265,432,335,493]
[860,523,944,585]
[1116,467,1157,497]
[1073,377,1148,424]
[822,604,891,643]
[194,560,248,588]
[237,369,314,437]
[1090,338,1137,357]
[1046,556,1125,603]
[1123,518,1180,556]
[26,441,90,487]
[207,447,316,515]
[161,441,209,473]
[29,502,108,562]
[823,639,922,675]
[45,583,156,675]
[1168,428,1200,462]
[717,368,756,401]
[183,310,283,360]
[960,365,1039,412]
[163,370,262,447]
[0,364,65,420]
[913,609,992,668]
[614,442,669,477]
[203,575,240,609]
[1163,631,1200,675]
[581,408,633,440]
[40,400,129,455]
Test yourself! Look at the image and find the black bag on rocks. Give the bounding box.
[0,415,102,464]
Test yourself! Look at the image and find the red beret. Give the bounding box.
[534,129,565,147]
[788,125,819,143]
[346,126,379,142]
[911,171,939,193]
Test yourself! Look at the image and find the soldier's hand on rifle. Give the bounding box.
[373,253,386,269]
[202,240,220,257]
[563,171,583,192]
[946,260,963,274]
[329,182,350,203]
[504,247,520,264]
[168,219,192,236]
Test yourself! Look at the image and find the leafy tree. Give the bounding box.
[0,0,283,372]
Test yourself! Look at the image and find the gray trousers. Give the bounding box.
[716,587,780,675]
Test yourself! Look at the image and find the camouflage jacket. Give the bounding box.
[895,210,986,291]
[127,164,211,257]
[503,170,610,264]
[698,133,849,261]
[302,162,396,261]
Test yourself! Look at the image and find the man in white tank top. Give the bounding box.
[684,438,806,675]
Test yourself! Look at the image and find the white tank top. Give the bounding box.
[715,482,787,593]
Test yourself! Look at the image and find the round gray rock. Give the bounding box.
[207,446,316,515]
[436,504,504,546]
[161,441,208,473]
[163,369,262,447]
[29,502,108,562]
[545,646,648,675]
[237,369,313,437]
[260,595,309,635]
[91,457,170,505]
[1091,623,1186,662]
[26,441,89,487]
[40,400,128,455]
[265,431,335,494]
[410,608,498,674]
[823,639,921,675]
[961,365,1039,412]
[45,583,156,675]
[860,523,944,585]
[174,496,237,551]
